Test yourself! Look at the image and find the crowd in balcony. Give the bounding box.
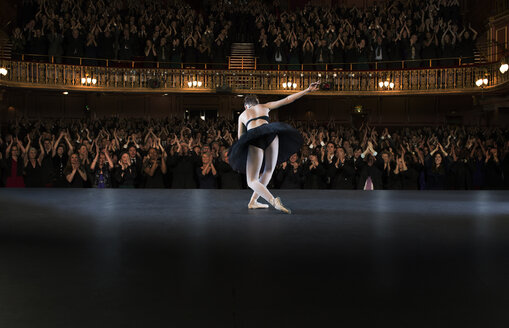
[255,0,479,69]
[1,116,507,190]
[10,0,478,69]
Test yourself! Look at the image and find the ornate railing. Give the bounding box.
[0,58,508,95]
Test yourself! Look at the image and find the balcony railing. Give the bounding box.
[0,56,508,95]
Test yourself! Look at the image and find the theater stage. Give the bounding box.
[1,189,508,328]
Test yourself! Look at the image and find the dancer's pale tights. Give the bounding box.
[246,135,279,204]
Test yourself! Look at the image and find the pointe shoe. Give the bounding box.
[272,197,292,214]
[248,201,269,209]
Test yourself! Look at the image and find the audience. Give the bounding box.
[11,0,478,69]
[1,115,508,190]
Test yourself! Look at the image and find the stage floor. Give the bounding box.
[1,189,509,328]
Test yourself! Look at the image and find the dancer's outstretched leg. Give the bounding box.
[249,136,279,209]
[246,145,275,206]
[248,136,291,214]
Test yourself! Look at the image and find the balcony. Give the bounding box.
[0,55,508,96]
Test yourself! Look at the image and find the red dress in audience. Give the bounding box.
[6,158,25,188]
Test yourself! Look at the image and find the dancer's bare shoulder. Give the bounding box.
[241,104,270,122]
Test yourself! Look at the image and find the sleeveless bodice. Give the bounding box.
[246,116,270,129]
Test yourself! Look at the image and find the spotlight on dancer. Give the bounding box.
[227,81,320,214]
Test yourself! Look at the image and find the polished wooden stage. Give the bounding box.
[1,189,508,327]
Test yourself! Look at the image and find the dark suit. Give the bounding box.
[329,159,356,189]
[216,160,243,189]
[129,156,143,188]
[303,163,327,189]
[277,163,304,189]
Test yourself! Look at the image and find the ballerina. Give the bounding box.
[228,81,320,214]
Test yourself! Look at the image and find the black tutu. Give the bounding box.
[227,122,303,174]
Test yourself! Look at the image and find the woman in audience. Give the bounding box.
[143,147,167,188]
[115,152,137,188]
[3,138,26,188]
[64,153,88,188]
[23,146,43,188]
[90,145,114,188]
[425,144,451,190]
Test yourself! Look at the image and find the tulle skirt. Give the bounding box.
[227,122,303,174]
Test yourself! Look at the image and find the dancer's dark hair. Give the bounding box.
[244,95,259,108]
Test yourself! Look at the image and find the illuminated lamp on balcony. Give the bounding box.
[197,81,203,87]
[500,57,508,74]
[91,78,97,85]
[81,77,86,84]
[476,78,488,88]
[86,77,92,84]
[379,79,395,90]
[282,82,287,88]
[292,83,297,89]
[0,67,8,76]
[193,80,197,87]
[188,81,192,87]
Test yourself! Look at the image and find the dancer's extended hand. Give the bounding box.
[307,81,320,92]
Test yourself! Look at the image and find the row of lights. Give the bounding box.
[81,75,97,85]
[378,80,395,89]
[187,80,203,87]
[475,77,489,88]
[282,82,298,89]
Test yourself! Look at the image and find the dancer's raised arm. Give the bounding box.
[264,82,320,111]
